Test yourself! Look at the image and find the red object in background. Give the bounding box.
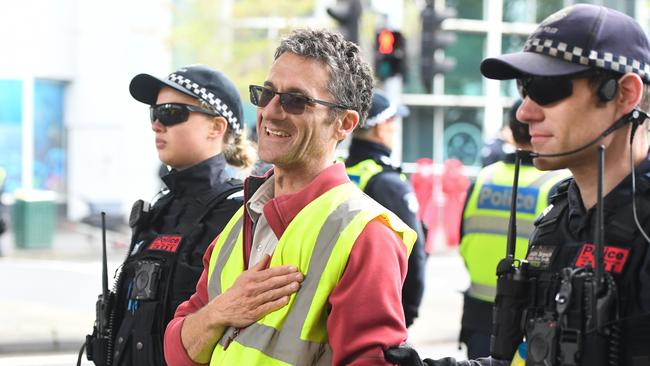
[411,158,470,253]
[441,159,470,246]
[411,158,434,221]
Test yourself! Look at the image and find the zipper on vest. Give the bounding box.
[222,327,241,350]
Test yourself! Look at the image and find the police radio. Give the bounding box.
[490,150,530,360]
[79,213,116,366]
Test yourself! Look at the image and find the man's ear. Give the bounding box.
[616,73,644,115]
[208,116,228,139]
[334,110,359,141]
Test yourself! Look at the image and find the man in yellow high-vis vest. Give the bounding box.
[458,100,570,358]
[164,29,416,366]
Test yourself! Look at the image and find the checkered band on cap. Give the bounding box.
[167,73,241,134]
[524,37,650,83]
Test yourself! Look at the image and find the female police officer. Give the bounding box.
[84,65,256,366]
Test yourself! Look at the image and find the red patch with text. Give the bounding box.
[149,235,182,253]
[574,243,630,274]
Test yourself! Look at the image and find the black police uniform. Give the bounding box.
[345,138,427,327]
[103,154,243,366]
[519,155,650,366]
[412,156,650,366]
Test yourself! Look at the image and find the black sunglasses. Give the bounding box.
[249,85,350,115]
[150,103,220,127]
[516,76,573,106]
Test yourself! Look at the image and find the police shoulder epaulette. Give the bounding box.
[548,176,572,203]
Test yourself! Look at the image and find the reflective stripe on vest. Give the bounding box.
[346,159,405,191]
[207,182,416,365]
[460,162,570,301]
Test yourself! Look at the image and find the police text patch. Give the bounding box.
[526,244,557,269]
[574,243,630,274]
[149,235,182,253]
[477,184,539,214]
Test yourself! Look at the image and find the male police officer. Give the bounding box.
[345,90,427,328]
[388,4,650,366]
[458,100,570,358]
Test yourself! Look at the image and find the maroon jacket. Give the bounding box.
[164,163,409,365]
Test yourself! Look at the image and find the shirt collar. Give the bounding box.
[247,175,275,221]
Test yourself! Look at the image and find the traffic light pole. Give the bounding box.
[372,0,404,163]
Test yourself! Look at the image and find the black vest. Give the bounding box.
[105,156,243,366]
[525,172,650,366]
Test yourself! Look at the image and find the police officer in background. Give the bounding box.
[458,99,570,358]
[83,65,257,366]
[387,4,650,365]
[345,90,427,327]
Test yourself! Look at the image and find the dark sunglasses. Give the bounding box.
[249,85,350,115]
[516,76,573,106]
[150,103,220,127]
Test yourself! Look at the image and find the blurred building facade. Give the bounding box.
[0,0,647,221]
[0,0,171,220]
[400,0,642,168]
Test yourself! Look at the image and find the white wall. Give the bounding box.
[0,0,173,220]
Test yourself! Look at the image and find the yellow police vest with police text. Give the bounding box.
[459,161,570,301]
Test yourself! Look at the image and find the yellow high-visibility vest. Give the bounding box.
[460,161,570,301]
[206,182,416,365]
[345,159,406,191]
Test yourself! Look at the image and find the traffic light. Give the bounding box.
[420,3,456,93]
[327,0,362,44]
[374,28,406,81]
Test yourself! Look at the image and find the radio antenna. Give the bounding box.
[101,212,109,300]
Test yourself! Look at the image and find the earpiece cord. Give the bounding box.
[629,141,650,244]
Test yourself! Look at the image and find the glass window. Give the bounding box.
[402,106,434,163]
[502,0,564,23]
[34,80,66,193]
[0,79,22,193]
[445,32,485,96]
[500,33,527,97]
[534,0,566,22]
[443,107,483,166]
[446,0,484,20]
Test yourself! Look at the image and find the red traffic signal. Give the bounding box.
[374,29,406,80]
[378,29,395,55]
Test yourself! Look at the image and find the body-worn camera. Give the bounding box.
[526,314,559,366]
[131,260,162,301]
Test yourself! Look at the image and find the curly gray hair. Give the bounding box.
[274,28,374,126]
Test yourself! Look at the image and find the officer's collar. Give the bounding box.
[346,138,392,166]
[161,153,230,194]
[567,152,650,229]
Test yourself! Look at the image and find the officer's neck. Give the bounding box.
[572,139,645,210]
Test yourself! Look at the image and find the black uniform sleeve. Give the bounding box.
[366,171,427,327]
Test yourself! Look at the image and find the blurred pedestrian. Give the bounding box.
[458,99,570,358]
[164,29,416,366]
[83,64,257,366]
[345,90,426,328]
[480,122,515,167]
